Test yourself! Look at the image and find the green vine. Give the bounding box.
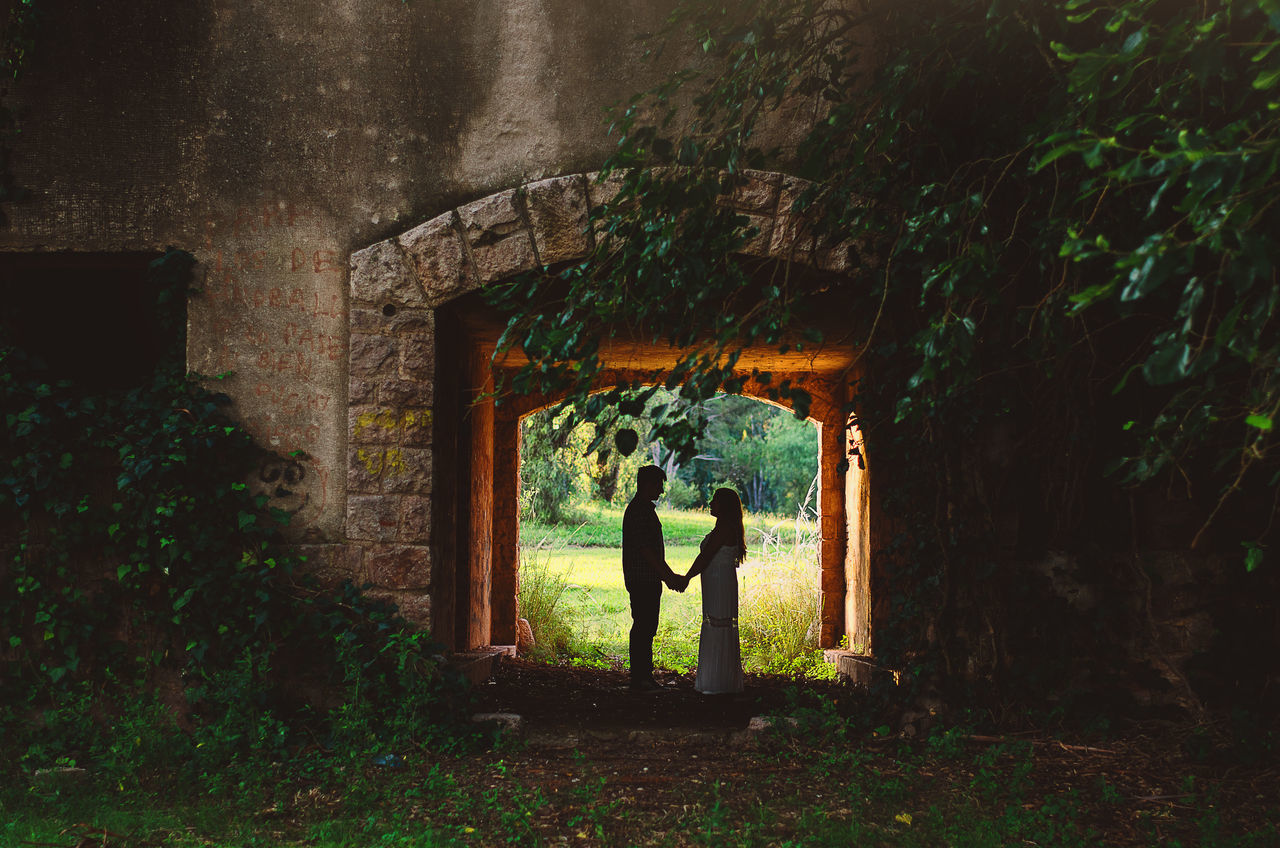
[1,250,470,763]
[486,0,1280,703]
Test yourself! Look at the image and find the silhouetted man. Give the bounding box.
[622,465,687,691]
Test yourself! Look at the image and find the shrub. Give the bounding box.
[663,477,701,510]
[0,250,478,779]
[518,552,575,662]
[739,516,833,678]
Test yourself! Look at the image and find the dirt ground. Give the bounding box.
[469,658,830,736]
[457,658,1280,846]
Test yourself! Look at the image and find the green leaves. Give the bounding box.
[1252,65,1280,90]
[0,248,337,700]
[614,428,640,457]
[1246,414,1273,432]
[1244,542,1265,573]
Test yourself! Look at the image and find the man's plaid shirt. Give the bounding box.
[622,495,665,584]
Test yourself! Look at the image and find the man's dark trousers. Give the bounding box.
[627,577,661,684]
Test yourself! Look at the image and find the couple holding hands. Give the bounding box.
[621,465,745,695]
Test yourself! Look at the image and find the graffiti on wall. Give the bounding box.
[192,199,344,527]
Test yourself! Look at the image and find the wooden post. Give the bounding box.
[431,311,460,650]
[490,404,520,645]
[818,406,848,648]
[845,414,872,653]
[467,346,494,649]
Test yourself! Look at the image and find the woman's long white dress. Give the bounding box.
[694,539,744,694]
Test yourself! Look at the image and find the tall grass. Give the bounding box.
[518,504,835,679]
[516,550,575,663]
[738,513,834,678]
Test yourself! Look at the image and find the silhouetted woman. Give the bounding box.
[684,488,746,694]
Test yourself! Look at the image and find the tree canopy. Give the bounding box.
[519,390,818,522]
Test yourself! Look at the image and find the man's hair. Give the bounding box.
[636,465,667,487]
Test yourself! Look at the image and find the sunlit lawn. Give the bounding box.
[527,543,705,670]
[521,503,822,672]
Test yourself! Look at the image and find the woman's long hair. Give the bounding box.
[713,488,747,564]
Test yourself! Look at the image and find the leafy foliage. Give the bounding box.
[487,0,1280,697]
[1,249,472,771]
[687,394,817,513]
[520,389,817,518]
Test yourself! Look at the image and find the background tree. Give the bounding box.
[688,395,818,514]
[520,390,818,517]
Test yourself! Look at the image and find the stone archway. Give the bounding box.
[345,170,876,657]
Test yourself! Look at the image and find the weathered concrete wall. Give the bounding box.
[0,0,679,539]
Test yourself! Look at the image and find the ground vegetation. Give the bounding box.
[518,504,830,677]
[1,250,473,796]
[4,661,1278,847]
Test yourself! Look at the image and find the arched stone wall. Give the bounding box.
[345,170,874,653]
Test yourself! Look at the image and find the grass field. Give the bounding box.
[519,503,830,676]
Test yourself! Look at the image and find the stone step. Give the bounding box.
[449,645,516,685]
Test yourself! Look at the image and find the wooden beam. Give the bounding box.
[490,405,520,645]
[467,346,495,649]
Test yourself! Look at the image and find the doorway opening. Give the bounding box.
[515,391,828,675]
[346,171,877,664]
[429,285,868,658]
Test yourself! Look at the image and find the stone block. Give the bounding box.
[471,712,525,736]
[747,715,800,733]
[470,232,538,284]
[586,170,631,245]
[816,239,859,273]
[736,212,774,257]
[768,176,817,261]
[399,336,434,381]
[769,220,816,261]
[350,407,433,447]
[399,408,434,447]
[585,169,628,210]
[365,587,432,626]
[350,406,402,446]
[399,495,432,543]
[516,617,535,653]
[384,307,435,338]
[34,767,90,787]
[731,169,782,213]
[399,211,476,307]
[349,377,377,405]
[524,175,591,265]
[455,190,541,282]
[291,543,366,587]
[347,494,401,542]
[379,379,433,408]
[381,447,432,495]
[348,446,386,493]
[459,188,523,234]
[823,650,893,687]
[350,307,385,334]
[367,546,431,590]
[349,333,397,380]
[349,238,428,308]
